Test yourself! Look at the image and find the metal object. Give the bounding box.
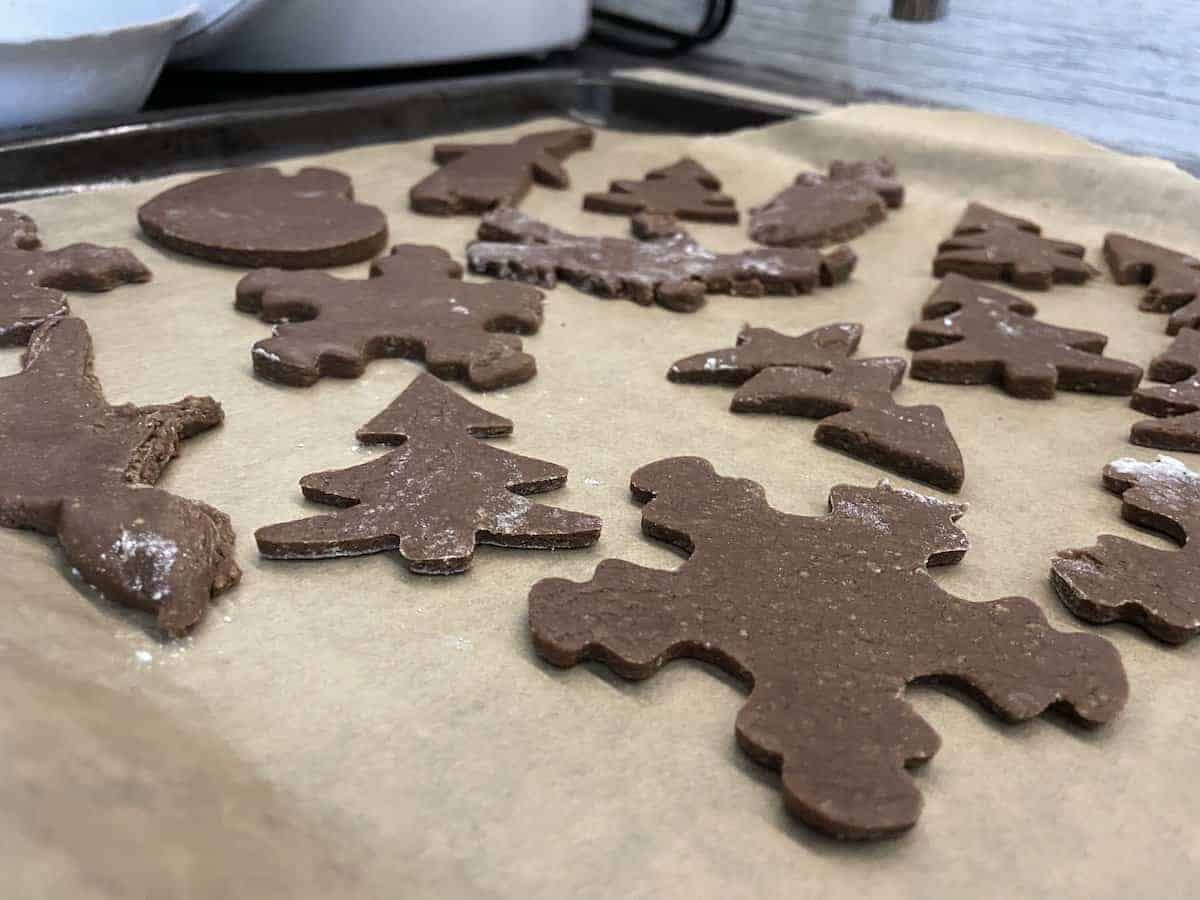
[891,0,948,21]
[0,71,797,202]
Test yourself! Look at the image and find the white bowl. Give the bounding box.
[169,0,271,62]
[0,2,198,130]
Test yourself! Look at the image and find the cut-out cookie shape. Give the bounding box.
[907,274,1142,399]
[467,207,856,313]
[138,167,388,268]
[828,158,905,208]
[0,318,240,635]
[733,358,965,491]
[410,126,594,215]
[748,157,904,248]
[668,322,862,385]
[0,213,151,347]
[1052,455,1200,643]
[669,323,963,490]
[530,457,1127,840]
[236,244,544,390]
[1130,329,1200,452]
[256,373,601,574]
[0,209,40,249]
[1104,233,1200,334]
[933,202,1096,289]
[583,157,738,236]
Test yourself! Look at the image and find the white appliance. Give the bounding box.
[190,0,590,72]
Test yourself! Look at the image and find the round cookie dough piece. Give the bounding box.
[138,167,388,269]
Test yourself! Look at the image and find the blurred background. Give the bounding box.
[0,1,1195,173]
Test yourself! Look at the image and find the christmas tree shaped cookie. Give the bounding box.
[584,157,738,236]
[1130,329,1200,452]
[1105,233,1200,334]
[257,374,602,574]
[933,203,1096,289]
[907,274,1141,398]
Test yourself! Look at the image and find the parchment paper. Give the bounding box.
[4,106,1199,900]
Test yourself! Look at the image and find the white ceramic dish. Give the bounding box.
[0,1,197,130]
[190,0,588,72]
[169,0,271,62]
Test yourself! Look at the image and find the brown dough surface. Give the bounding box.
[138,167,388,268]
[669,323,962,489]
[583,157,738,233]
[0,318,239,635]
[748,158,903,248]
[907,273,1142,399]
[933,202,1097,289]
[732,357,965,492]
[1130,329,1200,452]
[1104,233,1200,334]
[668,322,862,384]
[467,207,856,313]
[409,127,594,215]
[829,158,905,208]
[0,212,150,347]
[256,373,601,574]
[236,244,544,390]
[1053,456,1200,643]
[0,209,40,249]
[529,456,1127,840]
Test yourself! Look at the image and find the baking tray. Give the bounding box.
[8,59,1200,900]
[0,69,799,202]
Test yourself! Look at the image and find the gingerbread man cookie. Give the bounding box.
[237,244,544,390]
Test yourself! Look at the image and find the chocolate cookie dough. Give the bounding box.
[410,126,594,215]
[670,323,963,490]
[0,318,240,635]
[1053,456,1200,643]
[1129,329,1200,452]
[748,157,904,248]
[467,207,856,313]
[0,213,150,347]
[583,157,738,235]
[256,374,601,574]
[907,274,1142,398]
[530,457,1127,840]
[668,322,862,384]
[236,244,544,390]
[733,358,965,491]
[138,167,388,268]
[934,202,1097,289]
[0,209,40,249]
[1104,233,1200,334]
[829,158,905,208]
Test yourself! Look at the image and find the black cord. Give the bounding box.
[590,0,736,57]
